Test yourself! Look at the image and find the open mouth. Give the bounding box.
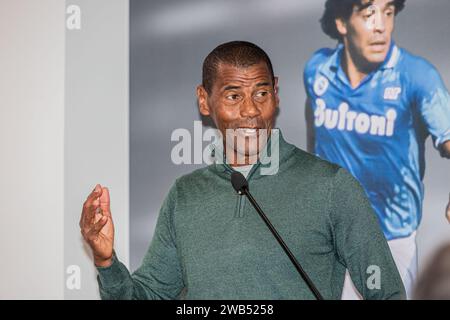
[237,128,260,134]
[234,127,267,138]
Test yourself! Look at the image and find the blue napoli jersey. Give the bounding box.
[304,42,450,240]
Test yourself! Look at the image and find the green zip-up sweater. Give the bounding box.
[97,130,405,300]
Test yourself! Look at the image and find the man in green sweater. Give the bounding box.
[80,41,405,300]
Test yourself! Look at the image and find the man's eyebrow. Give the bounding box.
[357,0,396,12]
[256,82,272,87]
[384,1,396,9]
[356,1,374,12]
[223,85,241,91]
[222,82,271,91]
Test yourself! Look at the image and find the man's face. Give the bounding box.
[197,61,279,162]
[338,0,396,66]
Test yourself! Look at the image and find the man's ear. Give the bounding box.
[197,85,211,116]
[273,76,280,107]
[335,18,348,37]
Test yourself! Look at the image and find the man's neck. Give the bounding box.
[227,152,258,167]
[223,131,272,167]
[341,47,379,89]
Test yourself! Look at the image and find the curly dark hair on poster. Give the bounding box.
[320,0,406,41]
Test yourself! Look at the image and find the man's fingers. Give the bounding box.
[82,198,100,227]
[446,193,450,221]
[99,187,111,217]
[85,184,103,206]
[81,184,103,227]
[447,192,450,211]
[82,184,102,216]
[81,207,103,237]
[86,216,108,240]
[445,193,450,223]
[79,184,111,240]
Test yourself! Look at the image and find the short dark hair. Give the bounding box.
[320,0,406,41]
[202,41,275,94]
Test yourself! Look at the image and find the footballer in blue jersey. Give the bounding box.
[303,0,450,298]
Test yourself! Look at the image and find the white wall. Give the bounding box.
[0,0,129,299]
[0,0,65,299]
[64,0,129,299]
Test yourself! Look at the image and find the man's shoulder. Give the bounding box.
[289,148,366,199]
[397,47,441,82]
[162,166,215,204]
[304,47,335,76]
[174,165,212,186]
[289,147,342,179]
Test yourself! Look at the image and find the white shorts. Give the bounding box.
[341,231,418,300]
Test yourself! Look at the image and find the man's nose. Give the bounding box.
[240,97,261,118]
[373,11,386,33]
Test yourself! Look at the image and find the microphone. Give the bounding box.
[231,171,324,300]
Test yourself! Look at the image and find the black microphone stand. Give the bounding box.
[231,172,324,300]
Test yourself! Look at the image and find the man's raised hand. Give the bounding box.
[80,184,115,267]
